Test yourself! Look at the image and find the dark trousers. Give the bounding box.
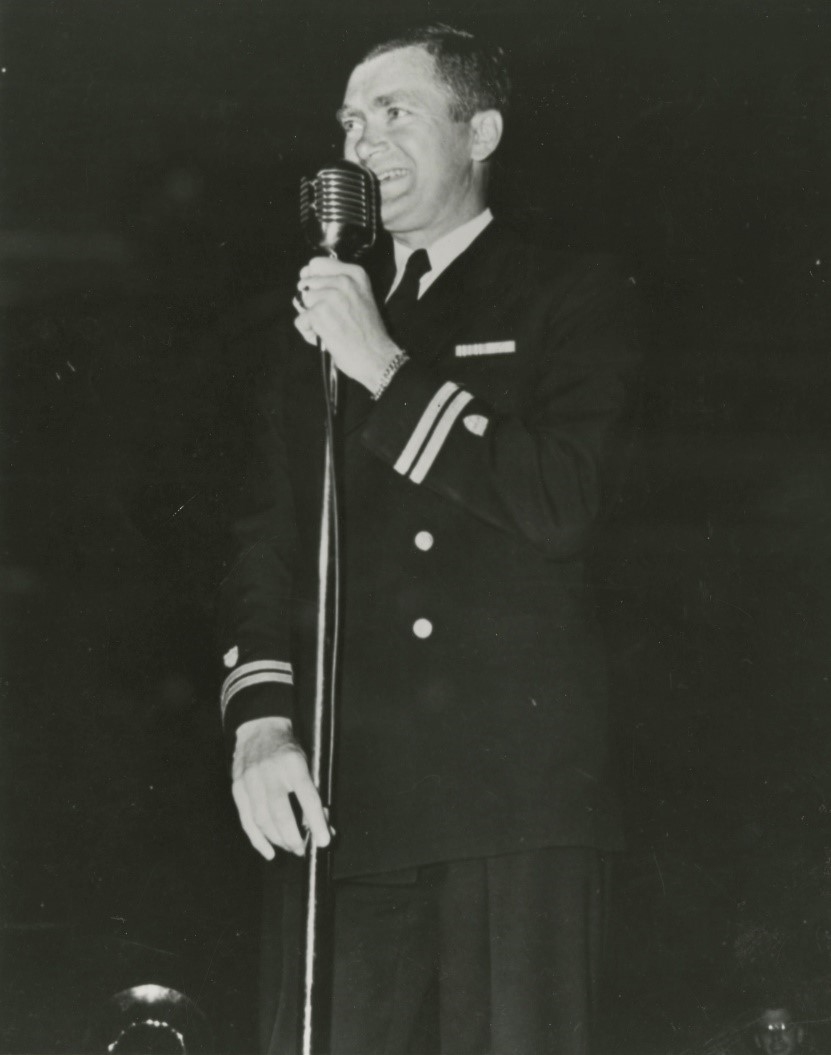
[262,847,608,1055]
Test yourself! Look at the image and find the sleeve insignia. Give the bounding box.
[463,414,489,437]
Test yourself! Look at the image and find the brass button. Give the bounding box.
[414,531,434,552]
[412,618,433,639]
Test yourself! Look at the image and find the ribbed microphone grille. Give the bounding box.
[305,167,374,226]
[300,159,378,259]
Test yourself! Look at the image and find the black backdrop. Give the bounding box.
[1,2,829,1052]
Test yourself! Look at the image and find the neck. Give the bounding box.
[391,166,490,249]
[393,201,489,252]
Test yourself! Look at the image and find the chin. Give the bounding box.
[379,204,408,232]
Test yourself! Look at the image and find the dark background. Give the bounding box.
[1,1,829,1052]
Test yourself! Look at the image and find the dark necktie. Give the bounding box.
[384,248,432,333]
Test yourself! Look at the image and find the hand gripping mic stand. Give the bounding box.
[297,160,378,1055]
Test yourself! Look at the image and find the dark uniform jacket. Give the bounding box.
[219,219,640,879]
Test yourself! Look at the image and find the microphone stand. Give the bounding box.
[294,159,377,1054]
[301,327,340,1055]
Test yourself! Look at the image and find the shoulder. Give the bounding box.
[467,221,636,304]
[462,222,639,347]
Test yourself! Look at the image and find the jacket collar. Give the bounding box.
[388,208,494,300]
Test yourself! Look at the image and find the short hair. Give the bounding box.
[360,24,511,123]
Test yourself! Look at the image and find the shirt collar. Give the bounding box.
[389,208,493,298]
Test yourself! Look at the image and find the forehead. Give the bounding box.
[760,1010,791,1027]
[342,45,450,110]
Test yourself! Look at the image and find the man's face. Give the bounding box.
[338,46,480,247]
[756,1009,802,1055]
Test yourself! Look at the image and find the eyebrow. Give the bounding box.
[336,90,422,125]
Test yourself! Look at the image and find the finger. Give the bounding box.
[232,780,275,860]
[244,770,288,850]
[295,284,348,316]
[291,771,331,847]
[294,298,345,343]
[241,813,277,860]
[301,257,364,279]
[297,277,351,302]
[266,791,307,857]
[293,312,318,347]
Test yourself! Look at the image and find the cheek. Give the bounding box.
[434,138,468,181]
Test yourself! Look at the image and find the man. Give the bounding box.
[220,24,639,1054]
[752,1009,805,1055]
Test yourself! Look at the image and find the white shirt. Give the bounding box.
[387,208,494,301]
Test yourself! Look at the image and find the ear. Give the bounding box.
[470,109,503,162]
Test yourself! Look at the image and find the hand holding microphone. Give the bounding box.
[294,257,402,393]
[294,160,404,394]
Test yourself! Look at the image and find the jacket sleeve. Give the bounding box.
[360,256,641,560]
[217,331,298,742]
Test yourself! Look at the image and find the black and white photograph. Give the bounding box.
[1,2,828,1052]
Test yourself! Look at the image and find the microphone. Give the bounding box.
[300,159,378,261]
[298,164,377,1055]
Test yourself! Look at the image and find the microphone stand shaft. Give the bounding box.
[301,344,340,1055]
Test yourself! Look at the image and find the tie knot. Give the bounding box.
[404,248,431,284]
[384,248,432,330]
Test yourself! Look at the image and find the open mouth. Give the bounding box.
[376,168,408,184]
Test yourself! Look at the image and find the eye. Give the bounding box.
[387,106,407,121]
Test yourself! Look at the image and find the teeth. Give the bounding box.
[378,169,406,183]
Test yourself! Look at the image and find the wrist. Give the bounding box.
[370,348,409,400]
[359,337,402,392]
[235,715,292,746]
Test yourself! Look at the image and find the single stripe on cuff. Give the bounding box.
[409,390,474,484]
[394,381,460,477]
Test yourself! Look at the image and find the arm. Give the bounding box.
[219,332,330,858]
[363,259,640,557]
[296,253,640,557]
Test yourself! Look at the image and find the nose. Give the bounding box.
[353,122,386,164]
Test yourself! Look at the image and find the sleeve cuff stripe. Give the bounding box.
[393,381,460,477]
[409,390,474,484]
[222,675,293,717]
[221,659,292,691]
[220,660,293,715]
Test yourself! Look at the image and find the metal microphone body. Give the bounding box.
[300,159,378,260]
